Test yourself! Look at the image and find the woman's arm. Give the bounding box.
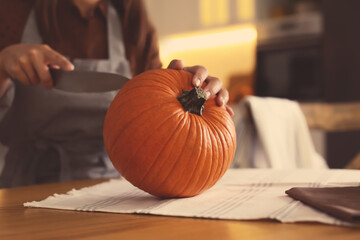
[0,44,74,91]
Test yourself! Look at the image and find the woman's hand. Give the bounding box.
[167,59,234,116]
[0,44,74,90]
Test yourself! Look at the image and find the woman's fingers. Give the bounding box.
[32,53,53,89]
[225,105,234,116]
[213,87,234,116]
[42,45,74,71]
[8,63,30,85]
[0,44,74,89]
[37,45,74,89]
[202,76,222,99]
[167,60,233,115]
[167,59,184,70]
[167,60,209,88]
[183,65,208,88]
[215,88,229,106]
[18,55,40,85]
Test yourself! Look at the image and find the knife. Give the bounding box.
[51,69,130,93]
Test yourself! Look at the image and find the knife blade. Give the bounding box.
[51,69,130,93]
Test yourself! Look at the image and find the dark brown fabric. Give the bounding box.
[0,0,35,49]
[286,186,360,223]
[0,0,162,76]
[35,0,108,60]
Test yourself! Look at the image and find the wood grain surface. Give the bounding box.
[1,179,359,240]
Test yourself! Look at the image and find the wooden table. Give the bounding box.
[1,179,359,240]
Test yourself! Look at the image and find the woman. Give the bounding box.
[0,0,232,187]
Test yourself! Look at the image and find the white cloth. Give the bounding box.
[231,96,328,169]
[24,169,360,227]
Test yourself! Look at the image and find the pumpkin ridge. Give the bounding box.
[175,115,204,196]
[104,103,158,150]
[116,88,177,114]
[118,106,185,184]
[112,107,183,176]
[204,108,236,158]
[117,69,187,98]
[105,100,171,152]
[137,111,188,196]
[204,108,234,136]
[131,69,189,95]
[178,116,213,196]
[145,113,188,197]
[107,101,181,168]
[142,69,191,95]
[152,112,193,197]
[167,114,199,196]
[112,91,174,114]
[208,120,224,189]
[103,68,236,198]
[199,118,218,193]
[194,107,233,193]
[135,110,187,189]
[132,114,185,196]
[201,115,230,186]
[194,117,219,193]
[209,120,229,185]
[206,109,237,162]
[184,112,224,195]
[117,81,179,99]
[164,70,192,95]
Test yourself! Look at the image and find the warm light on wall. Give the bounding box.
[160,25,257,88]
[236,0,255,21]
[199,0,230,26]
[160,26,257,59]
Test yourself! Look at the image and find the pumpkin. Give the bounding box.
[103,69,236,198]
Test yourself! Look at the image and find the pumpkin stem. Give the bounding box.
[177,87,207,116]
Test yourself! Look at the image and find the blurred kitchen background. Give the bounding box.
[0,0,359,172]
[144,0,360,169]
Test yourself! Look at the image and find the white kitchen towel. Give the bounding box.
[232,96,328,169]
[24,169,360,227]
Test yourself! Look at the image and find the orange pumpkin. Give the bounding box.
[103,69,236,198]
